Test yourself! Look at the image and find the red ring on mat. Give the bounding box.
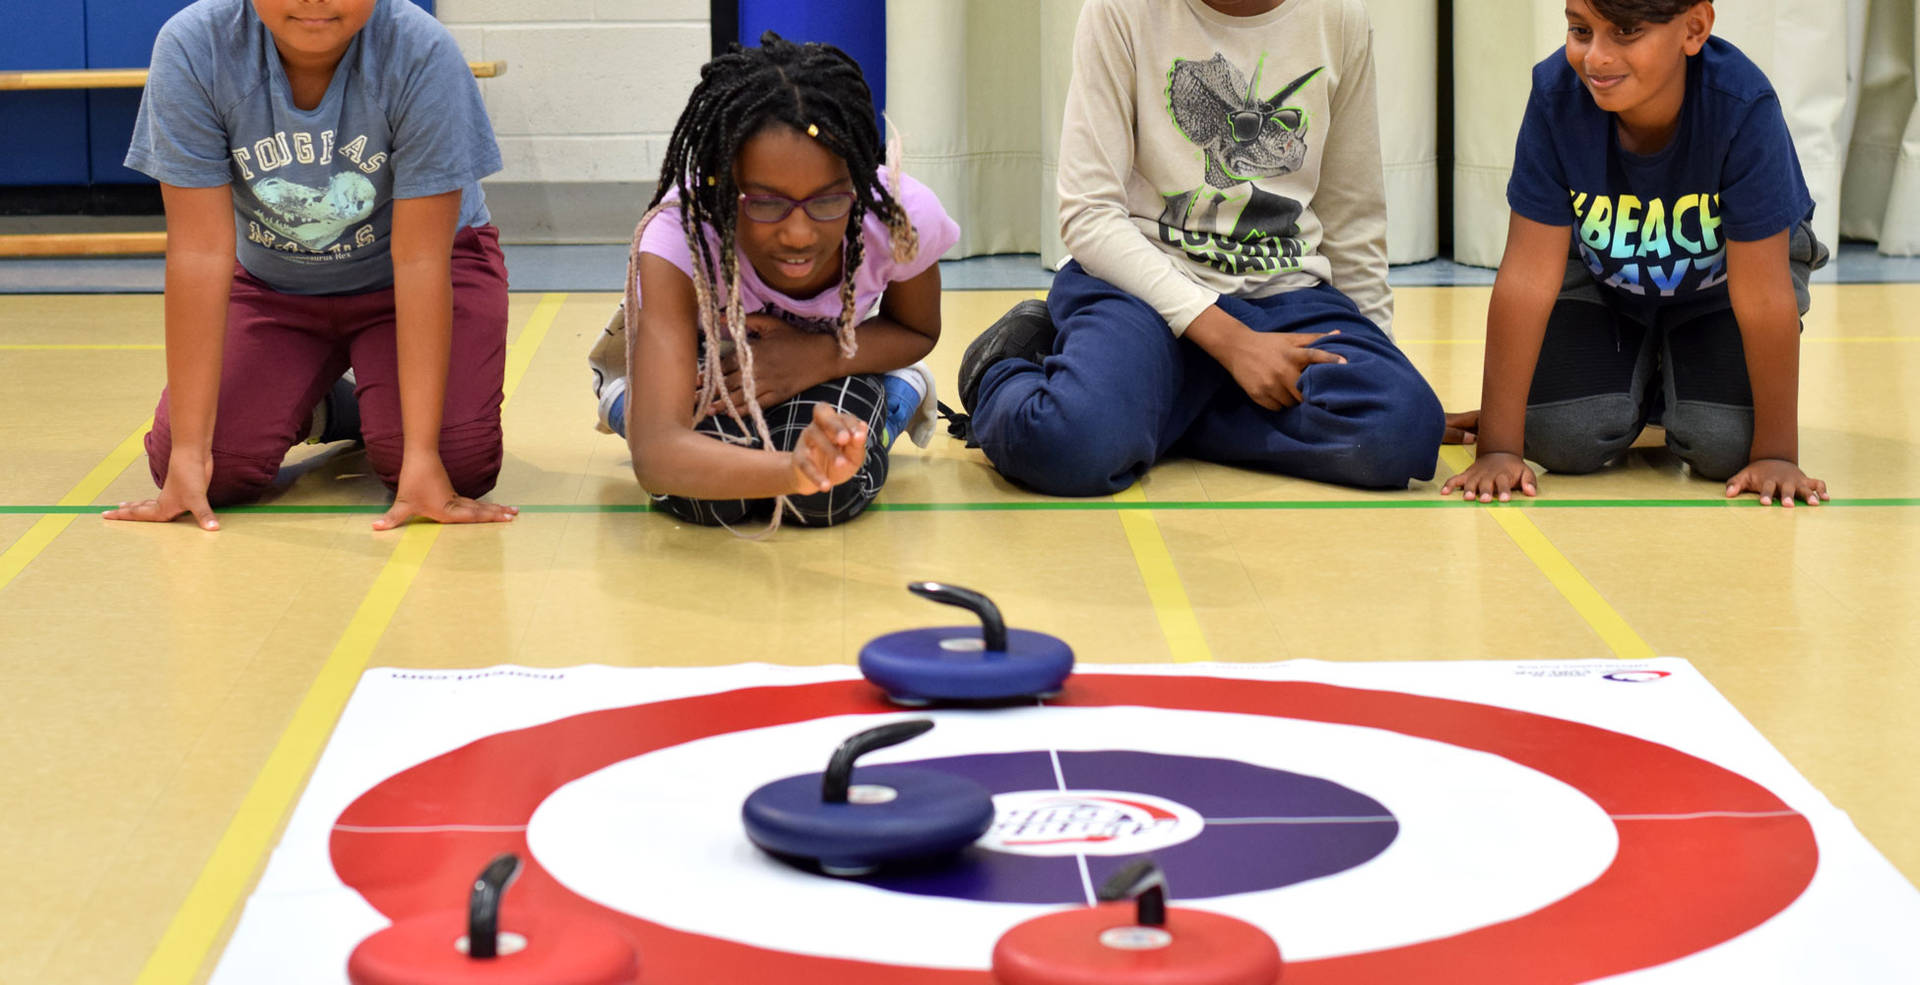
[332,675,1817,985]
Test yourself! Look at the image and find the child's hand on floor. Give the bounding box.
[104,449,220,531]
[1443,409,1479,445]
[1440,450,1538,502]
[790,403,868,495]
[1725,459,1828,508]
[373,456,518,529]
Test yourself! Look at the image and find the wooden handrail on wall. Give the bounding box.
[0,60,506,90]
[0,232,168,257]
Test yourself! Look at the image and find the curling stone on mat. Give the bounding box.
[347,854,638,985]
[859,581,1074,705]
[741,718,995,876]
[992,859,1282,985]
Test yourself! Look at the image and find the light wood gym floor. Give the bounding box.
[1,280,1916,985]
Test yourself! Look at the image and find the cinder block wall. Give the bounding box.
[438,0,708,243]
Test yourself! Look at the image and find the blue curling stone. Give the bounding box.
[742,764,995,875]
[860,627,1075,703]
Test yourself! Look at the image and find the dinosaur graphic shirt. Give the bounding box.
[1507,37,1815,324]
[1057,0,1391,335]
[127,0,500,295]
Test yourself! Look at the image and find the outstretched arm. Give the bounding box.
[1724,231,1826,507]
[1441,212,1568,501]
[373,191,517,529]
[628,253,866,500]
[105,182,233,531]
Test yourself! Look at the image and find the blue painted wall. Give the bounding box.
[736,0,886,128]
[0,2,89,185]
[86,0,197,184]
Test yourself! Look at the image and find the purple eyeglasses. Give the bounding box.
[738,191,856,223]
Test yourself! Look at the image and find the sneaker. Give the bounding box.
[957,298,1056,414]
[599,376,630,439]
[881,361,939,450]
[589,302,627,433]
[305,371,362,445]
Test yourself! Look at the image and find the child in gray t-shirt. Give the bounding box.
[110,0,516,531]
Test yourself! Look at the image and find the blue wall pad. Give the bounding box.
[737,0,886,128]
[0,1,89,185]
[87,0,196,184]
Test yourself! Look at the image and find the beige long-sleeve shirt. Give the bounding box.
[1057,0,1393,336]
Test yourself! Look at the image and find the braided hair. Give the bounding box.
[625,31,918,514]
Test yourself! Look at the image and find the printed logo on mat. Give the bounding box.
[1604,670,1673,683]
[980,789,1203,857]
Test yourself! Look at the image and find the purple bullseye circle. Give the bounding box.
[853,750,1398,904]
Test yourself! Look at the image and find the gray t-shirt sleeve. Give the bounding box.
[386,31,502,200]
[125,13,233,188]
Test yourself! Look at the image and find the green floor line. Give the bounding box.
[7,497,1914,516]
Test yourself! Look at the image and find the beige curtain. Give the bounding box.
[1842,0,1920,253]
[887,0,1442,265]
[1451,1,1584,267]
[884,0,1079,263]
[1454,0,1874,266]
[1371,0,1441,263]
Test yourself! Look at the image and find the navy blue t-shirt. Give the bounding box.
[1507,37,1813,322]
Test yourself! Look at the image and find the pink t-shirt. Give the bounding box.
[636,171,960,330]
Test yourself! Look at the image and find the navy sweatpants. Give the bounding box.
[969,262,1443,496]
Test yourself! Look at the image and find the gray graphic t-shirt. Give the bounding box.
[126,0,501,295]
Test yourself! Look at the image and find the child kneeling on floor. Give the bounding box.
[111,0,514,532]
[1443,0,1830,507]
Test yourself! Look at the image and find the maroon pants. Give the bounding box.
[147,226,509,505]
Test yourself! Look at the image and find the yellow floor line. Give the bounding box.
[132,293,567,985]
[1112,485,1214,663]
[501,293,564,405]
[1438,446,1656,661]
[130,523,439,985]
[0,418,151,593]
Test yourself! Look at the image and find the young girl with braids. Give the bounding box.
[587,33,958,529]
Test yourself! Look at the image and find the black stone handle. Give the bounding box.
[1098,858,1169,927]
[907,581,1008,652]
[821,719,935,803]
[467,853,523,959]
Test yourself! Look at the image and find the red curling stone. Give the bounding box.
[992,860,1280,985]
[348,854,638,985]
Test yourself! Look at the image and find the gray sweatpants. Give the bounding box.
[1524,222,1826,482]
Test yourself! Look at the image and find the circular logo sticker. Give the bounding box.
[979,790,1204,857]
[1100,926,1174,951]
[847,784,899,805]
